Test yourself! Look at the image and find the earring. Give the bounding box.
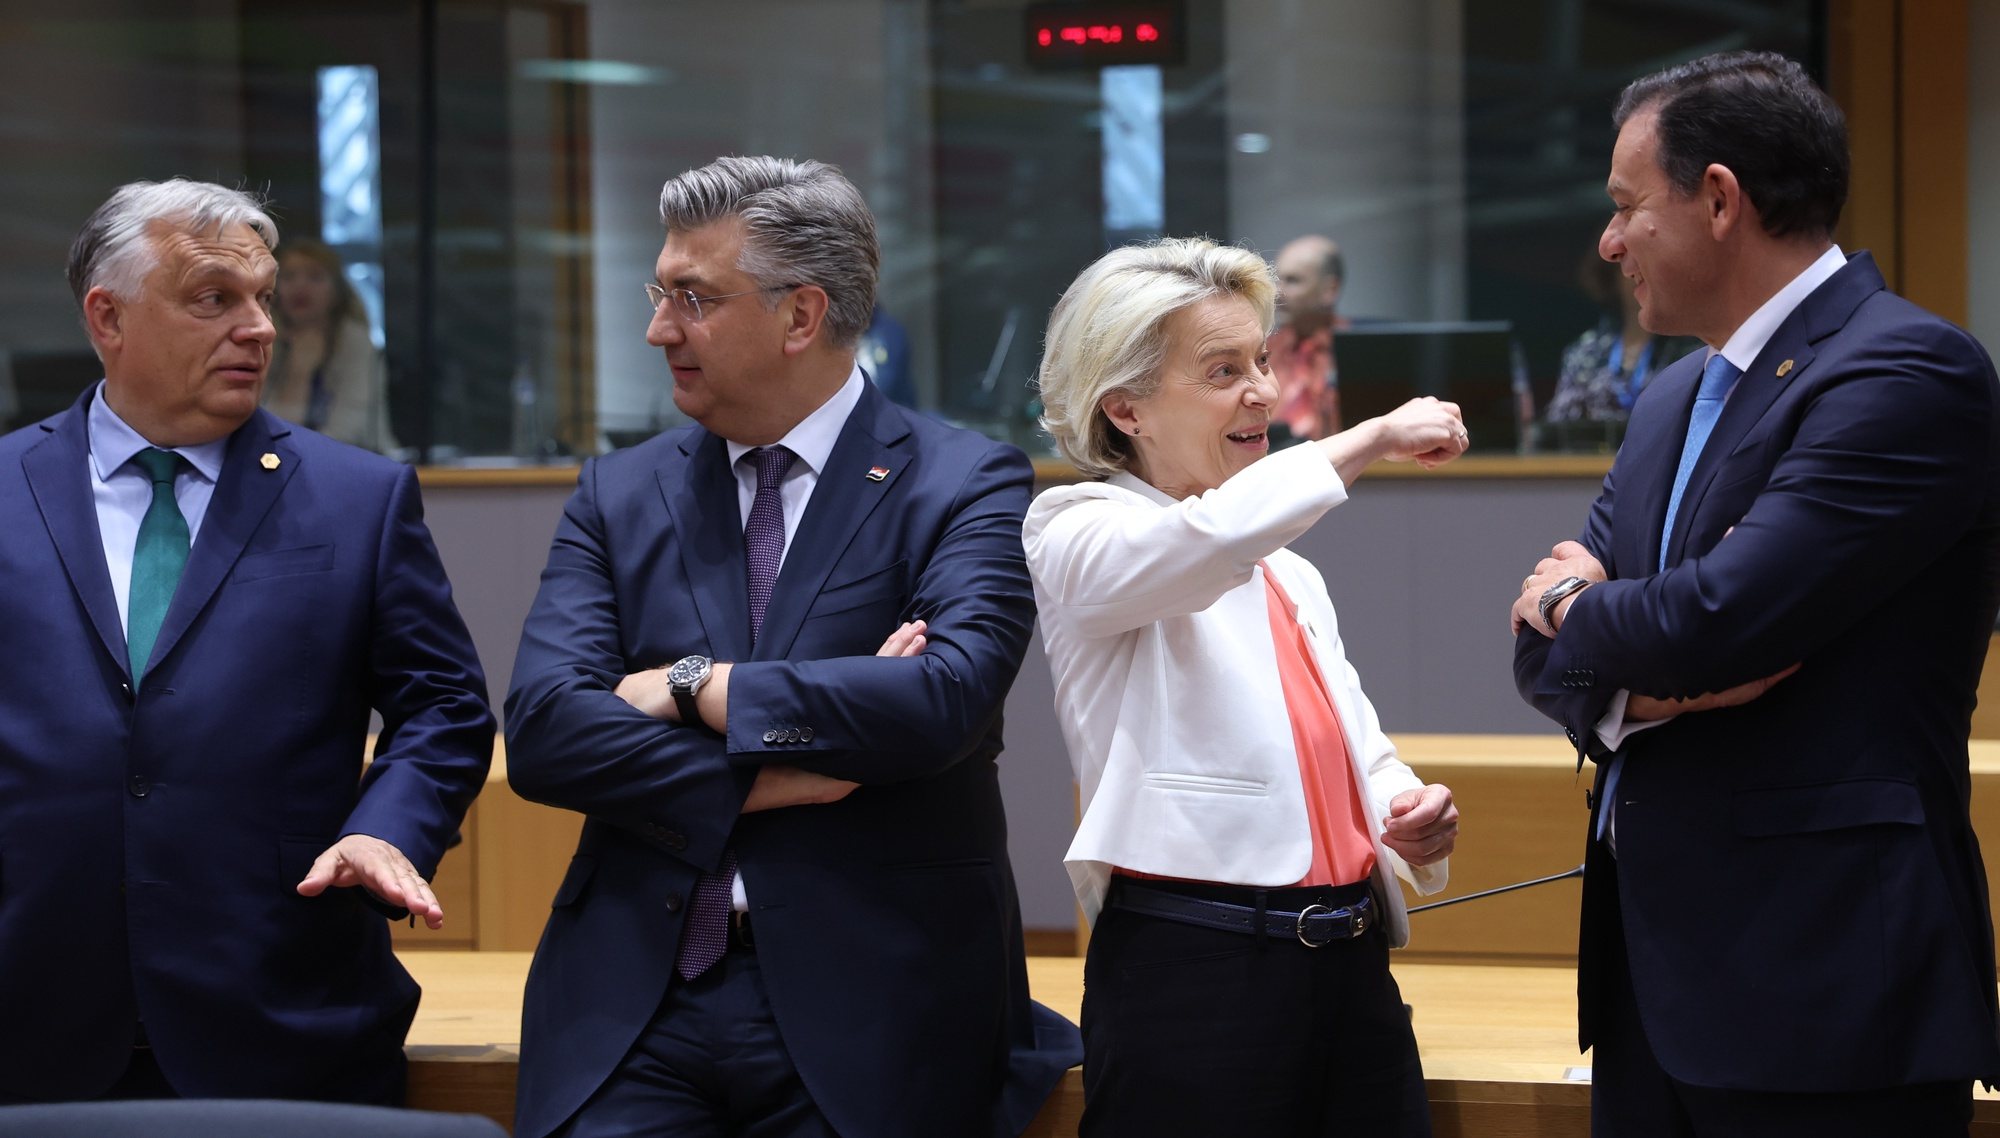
[1130,427,1141,436]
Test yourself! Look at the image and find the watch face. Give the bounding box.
[667,656,711,687]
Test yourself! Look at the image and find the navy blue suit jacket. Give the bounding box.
[505,382,1079,1138]
[1515,253,2000,1090]
[0,392,494,1104]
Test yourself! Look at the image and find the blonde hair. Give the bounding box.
[1036,237,1276,478]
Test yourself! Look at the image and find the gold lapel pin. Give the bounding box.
[1776,359,1795,378]
[865,465,889,482]
[260,452,281,471]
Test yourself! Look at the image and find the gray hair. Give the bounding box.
[657,156,878,348]
[1037,237,1277,479]
[67,179,279,308]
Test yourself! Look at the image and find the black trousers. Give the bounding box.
[554,945,835,1138]
[1591,840,1973,1137]
[1079,879,1430,1138]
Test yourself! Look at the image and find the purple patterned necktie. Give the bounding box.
[675,444,796,981]
[743,445,796,640]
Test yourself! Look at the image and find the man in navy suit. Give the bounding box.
[0,180,494,1105]
[1512,53,2000,1135]
[506,156,1078,1138]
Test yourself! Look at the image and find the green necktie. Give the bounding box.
[128,448,190,684]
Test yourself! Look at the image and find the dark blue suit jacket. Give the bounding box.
[1515,253,2000,1090]
[0,392,494,1104]
[505,382,1079,1138]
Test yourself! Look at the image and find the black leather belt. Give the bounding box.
[1109,880,1375,947]
[728,909,756,951]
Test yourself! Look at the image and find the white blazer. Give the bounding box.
[1023,443,1448,946]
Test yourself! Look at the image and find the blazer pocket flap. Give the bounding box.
[279,836,334,885]
[809,559,908,618]
[552,854,598,908]
[234,544,336,583]
[1141,771,1268,796]
[1733,778,1923,837]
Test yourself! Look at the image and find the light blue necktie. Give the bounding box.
[127,448,190,684]
[1658,353,1741,571]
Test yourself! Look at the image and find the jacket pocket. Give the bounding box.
[808,559,908,620]
[234,544,336,583]
[1732,777,1924,837]
[551,854,598,908]
[1141,772,1268,796]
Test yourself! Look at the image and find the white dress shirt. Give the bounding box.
[1025,442,1447,946]
[1592,245,1848,840]
[722,363,865,909]
[87,381,229,634]
[723,365,865,562]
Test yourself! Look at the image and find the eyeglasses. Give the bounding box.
[644,282,799,323]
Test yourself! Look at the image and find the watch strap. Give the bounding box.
[672,686,702,725]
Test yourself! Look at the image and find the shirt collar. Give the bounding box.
[1715,245,1848,373]
[86,380,229,484]
[723,363,866,476]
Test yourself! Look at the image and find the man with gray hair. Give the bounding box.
[506,155,1079,1138]
[0,178,494,1105]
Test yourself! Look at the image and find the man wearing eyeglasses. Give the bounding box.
[505,156,1080,1138]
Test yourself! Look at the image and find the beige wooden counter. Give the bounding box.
[401,951,2000,1136]
[400,726,2000,965]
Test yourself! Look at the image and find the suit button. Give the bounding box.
[763,730,778,744]
[1565,728,1579,742]
[664,893,684,913]
[127,774,149,798]
[799,727,814,743]
[664,831,688,851]
[121,683,134,702]
[785,729,801,744]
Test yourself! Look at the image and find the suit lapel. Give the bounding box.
[22,390,128,675]
[660,431,753,662]
[1661,252,1884,566]
[146,411,296,675]
[1620,353,1702,574]
[754,385,911,662]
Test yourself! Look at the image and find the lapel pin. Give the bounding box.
[259,452,281,471]
[1776,359,1795,378]
[865,465,890,482]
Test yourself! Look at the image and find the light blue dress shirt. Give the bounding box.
[87,381,229,634]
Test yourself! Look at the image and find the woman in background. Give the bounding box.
[1026,237,1464,1137]
[1542,252,1697,440]
[266,239,397,453]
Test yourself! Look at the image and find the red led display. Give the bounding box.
[1024,3,1185,70]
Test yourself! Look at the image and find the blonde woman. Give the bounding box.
[266,239,396,453]
[1026,237,1466,1136]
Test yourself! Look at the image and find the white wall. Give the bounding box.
[584,0,938,436]
[1223,0,1466,320]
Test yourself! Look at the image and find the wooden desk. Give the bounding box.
[409,730,2000,964]
[402,951,2000,1136]
[389,741,582,953]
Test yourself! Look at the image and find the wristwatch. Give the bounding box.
[1538,576,1593,632]
[665,654,713,724]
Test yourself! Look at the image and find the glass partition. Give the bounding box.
[0,0,1823,462]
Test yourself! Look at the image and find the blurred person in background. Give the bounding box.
[1540,250,1696,449]
[1267,233,1351,442]
[265,238,397,453]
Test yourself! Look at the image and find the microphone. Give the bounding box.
[1406,863,1584,914]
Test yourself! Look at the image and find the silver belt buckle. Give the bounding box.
[1295,903,1334,947]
